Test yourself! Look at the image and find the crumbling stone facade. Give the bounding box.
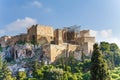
[0,36,11,47]
[6,34,27,46]
[27,24,54,44]
[54,29,63,45]
[50,44,80,62]
[0,24,95,62]
[76,30,95,55]
[47,29,95,62]
[54,28,77,44]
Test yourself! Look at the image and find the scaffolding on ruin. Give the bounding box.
[63,25,81,44]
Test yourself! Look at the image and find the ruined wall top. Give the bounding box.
[36,25,53,37]
[27,24,53,37]
[80,30,90,37]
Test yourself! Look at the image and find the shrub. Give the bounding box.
[111,73,119,79]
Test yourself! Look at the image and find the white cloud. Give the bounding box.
[100,29,112,38]
[22,1,42,8]
[0,17,37,35]
[90,29,120,48]
[6,17,37,32]
[90,30,97,37]
[32,1,42,8]
[102,37,120,48]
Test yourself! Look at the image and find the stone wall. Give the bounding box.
[76,37,95,44]
[36,25,53,37]
[0,36,11,47]
[27,24,54,44]
[36,25,54,44]
[27,25,37,42]
[80,30,90,37]
[43,44,80,62]
[54,29,63,44]
[54,29,77,44]
[0,24,96,63]
[76,37,95,55]
[74,30,95,55]
[6,36,19,46]
[5,34,27,46]
[19,34,27,42]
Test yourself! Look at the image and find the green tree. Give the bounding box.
[67,72,77,80]
[0,55,2,69]
[0,44,2,52]
[81,49,85,62]
[83,71,91,80]
[90,43,110,80]
[82,59,91,72]
[100,42,120,68]
[110,43,120,66]
[50,68,64,80]
[100,42,110,53]
[18,71,27,80]
[34,69,44,80]
[100,42,113,69]
[0,61,15,80]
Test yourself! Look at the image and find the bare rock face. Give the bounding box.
[5,43,48,63]
[5,43,36,61]
[4,43,47,74]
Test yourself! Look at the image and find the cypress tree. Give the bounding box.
[90,43,110,80]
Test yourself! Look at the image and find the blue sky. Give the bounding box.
[0,0,120,47]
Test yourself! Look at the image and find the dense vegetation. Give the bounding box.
[110,67,120,80]
[0,56,16,80]
[0,41,120,80]
[0,44,2,52]
[100,42,120,68]
[90,43,110,80]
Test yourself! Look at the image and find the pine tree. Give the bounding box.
[90,43,110,80]
[0,60,15,80]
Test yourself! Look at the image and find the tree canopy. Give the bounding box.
[90,43,110,80]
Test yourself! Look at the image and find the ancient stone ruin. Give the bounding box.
[0,24,95,63]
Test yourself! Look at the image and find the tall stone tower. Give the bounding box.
[54,29,63,45]
[27,24,54,44]
[76,30,95,55]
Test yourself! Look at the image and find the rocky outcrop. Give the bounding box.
[5,43,43,61]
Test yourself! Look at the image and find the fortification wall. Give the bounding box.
[80,30,90,37]
[0,36,11,47]
[54,29,63,44]
[27,25,37,42]
[37,25,53,37]
[49,44,80,62]
[27,25,54,44]
[76,37,95,44]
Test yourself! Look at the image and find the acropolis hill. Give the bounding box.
[0,24,95,62]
